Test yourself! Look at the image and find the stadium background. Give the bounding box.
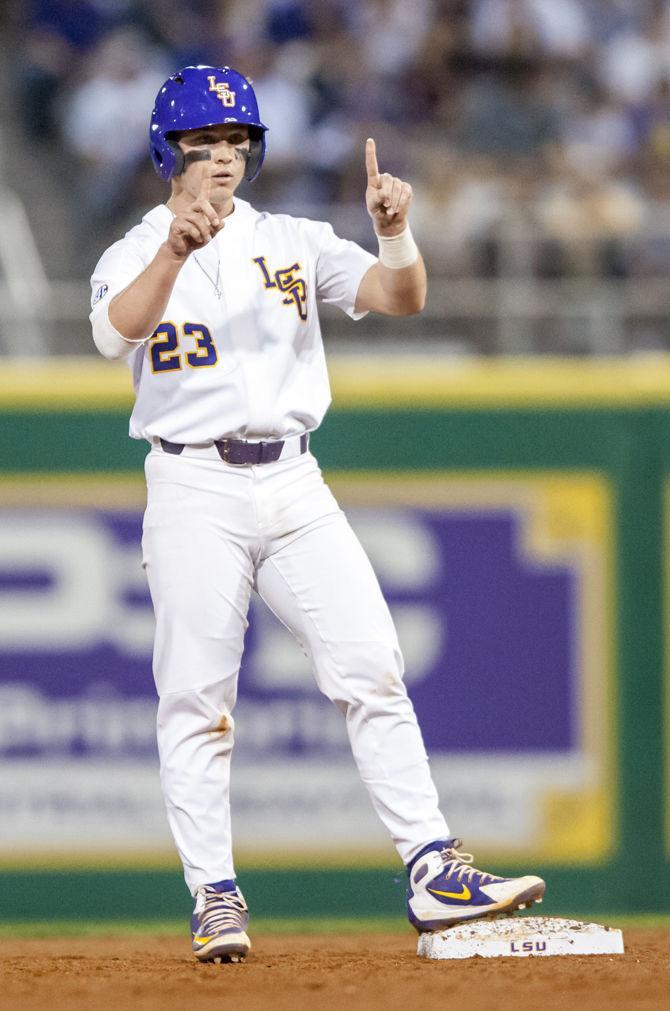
[1,0,670,930]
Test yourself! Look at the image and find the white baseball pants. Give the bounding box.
[142,445,448,893]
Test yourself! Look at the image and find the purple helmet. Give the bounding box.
[149,65,268,182]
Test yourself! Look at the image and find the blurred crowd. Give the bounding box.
[7,0,670,279]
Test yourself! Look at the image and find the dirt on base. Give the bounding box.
[1,929,668,1011]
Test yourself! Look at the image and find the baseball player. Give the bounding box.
[90,65,545,963]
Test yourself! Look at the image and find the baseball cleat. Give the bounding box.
[406,838,545,933]
[191,879,251,962]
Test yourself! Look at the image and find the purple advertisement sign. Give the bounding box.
[0,473,611,861]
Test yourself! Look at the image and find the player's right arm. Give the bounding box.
[104,242,190,347]
[92,170,222,358]
[108,191,222,343]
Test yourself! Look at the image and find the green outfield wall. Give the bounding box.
[1,356,670,921]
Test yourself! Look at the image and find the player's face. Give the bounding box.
[176,123,251,204]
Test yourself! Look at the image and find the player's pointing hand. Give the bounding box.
[166,159,224,260]
[365,138,413,237]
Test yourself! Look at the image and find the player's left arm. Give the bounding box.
[354,138,427,317]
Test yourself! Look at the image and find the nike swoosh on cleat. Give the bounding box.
[427,884,472,901]
[192,935,216,944]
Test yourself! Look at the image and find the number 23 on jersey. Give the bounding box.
[150,322,217,373]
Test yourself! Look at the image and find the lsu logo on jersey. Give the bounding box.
[253,257,307,321]
[207,75,236,107]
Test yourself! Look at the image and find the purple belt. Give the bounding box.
[159,433,309,465]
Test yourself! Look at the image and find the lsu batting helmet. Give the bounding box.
[149,65,268,182]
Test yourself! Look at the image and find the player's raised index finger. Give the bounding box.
[365,138,380,185]
[198,162,213,203]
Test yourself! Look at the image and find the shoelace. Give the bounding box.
[195,887,247,934]
[440,839,502,885]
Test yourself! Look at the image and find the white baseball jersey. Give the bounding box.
[90,198,376,443]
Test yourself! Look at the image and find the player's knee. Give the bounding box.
[157,677,237,734]
[315,640,406,707]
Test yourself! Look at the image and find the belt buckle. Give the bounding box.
[217,438,254,465]
[258,441,270,464]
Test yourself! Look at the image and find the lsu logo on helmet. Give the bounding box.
[207,76,236,108]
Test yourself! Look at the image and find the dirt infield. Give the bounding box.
[2,928,668,1010]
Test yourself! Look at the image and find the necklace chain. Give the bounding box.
[193,253,222,298]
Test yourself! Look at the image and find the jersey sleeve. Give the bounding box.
[314,222,377,320]
[89,239,150,360]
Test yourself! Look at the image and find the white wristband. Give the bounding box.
[377,225,419,269]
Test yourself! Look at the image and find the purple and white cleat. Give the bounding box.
[407,839,545,932]
[191,879,251,962]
